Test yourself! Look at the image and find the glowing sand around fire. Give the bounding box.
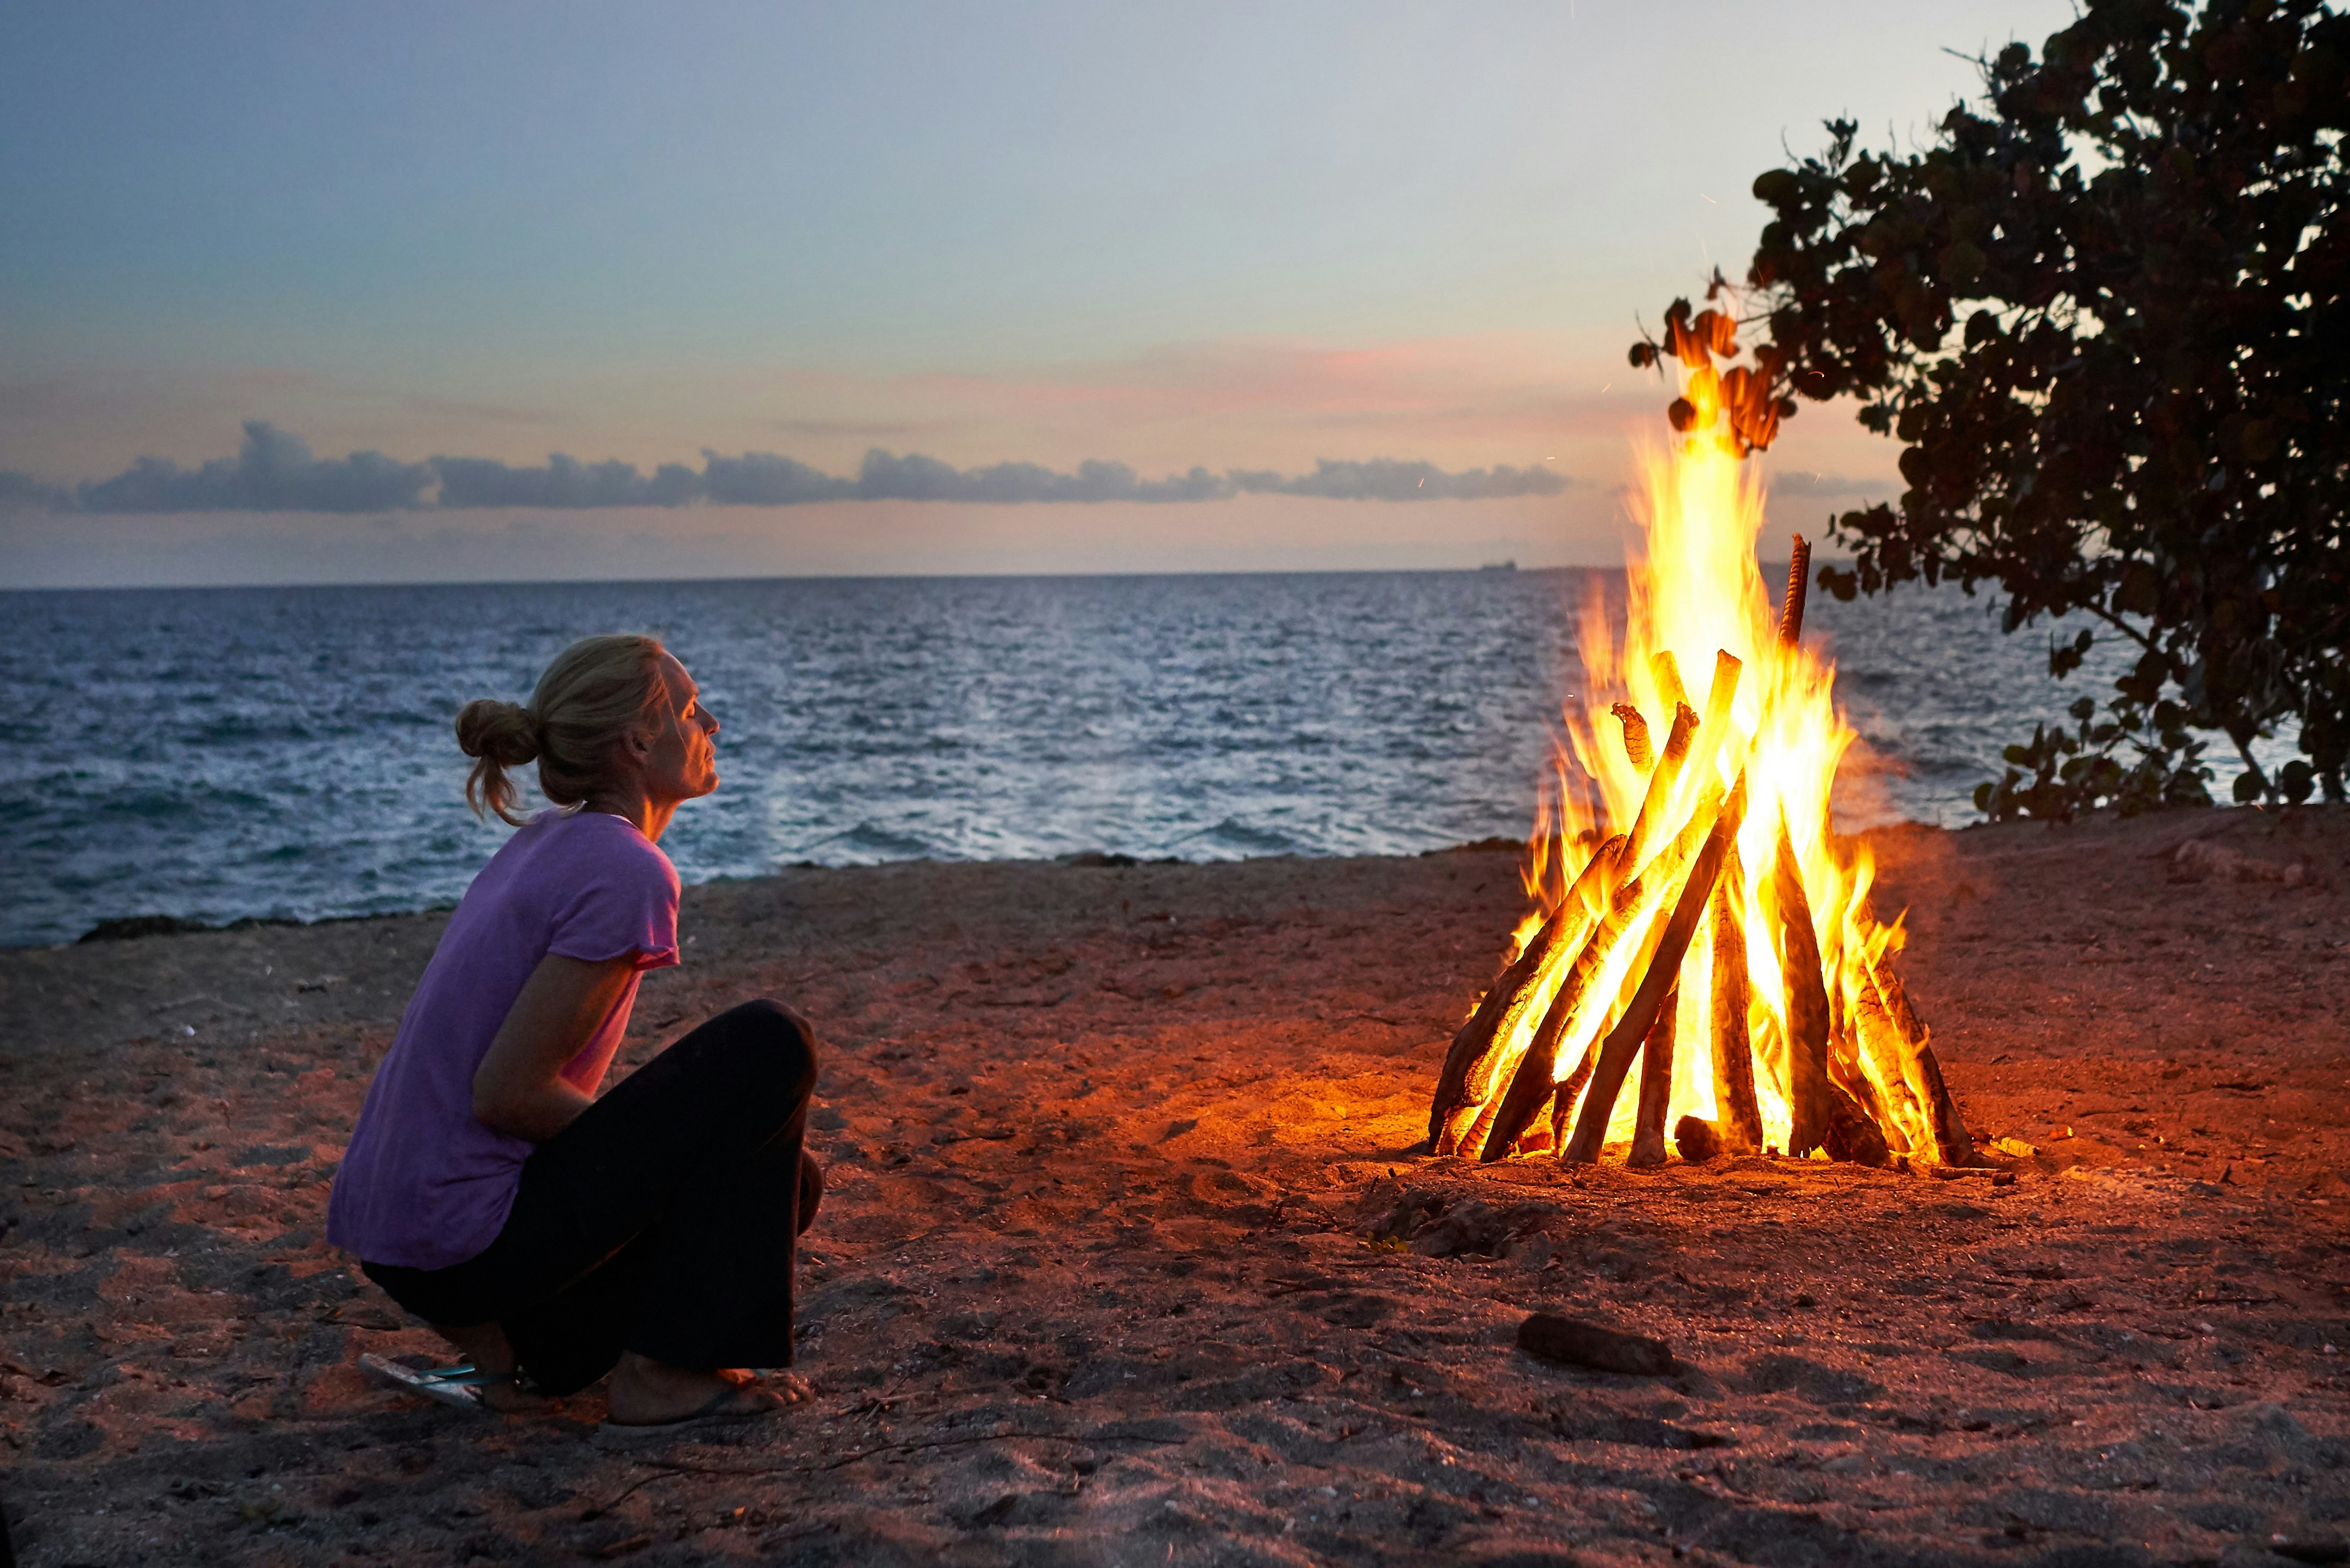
[1427,434,1977,1170]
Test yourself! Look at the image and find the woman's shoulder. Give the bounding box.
[534,810,680,891]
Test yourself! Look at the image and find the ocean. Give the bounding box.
[1,569,2141,948]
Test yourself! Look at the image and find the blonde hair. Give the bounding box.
[455,633,671,826]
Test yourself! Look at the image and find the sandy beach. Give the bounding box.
[4,805,2348,1566]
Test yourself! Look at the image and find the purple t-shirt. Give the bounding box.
[326,810,680,1269]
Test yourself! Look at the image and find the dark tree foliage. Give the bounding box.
[1632,0,2348,819]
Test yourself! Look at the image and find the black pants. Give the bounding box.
[362,998,822,1396]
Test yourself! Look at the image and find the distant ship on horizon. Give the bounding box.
[1476,559,1517,573]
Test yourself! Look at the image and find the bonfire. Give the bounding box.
[1426,334,1977,1171]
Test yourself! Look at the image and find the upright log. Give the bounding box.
[1562,780,1748,1165]
[1651,650,1691,714]
[1770,819,1834,1158]
[1876,965,1979,1166]
[1427,834,1623,1152]
[1476,868,1650,1161]
[1779,535,1813,647]
[1626,986,1679,1168]
[1707,868,1765,1154]
[1850,978,1929,1153]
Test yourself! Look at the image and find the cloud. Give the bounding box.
[1233,457,1567,501]
[33,421,436,513]
[434,453,702,508]
[2,422,1579,513]
[0,470,71,512]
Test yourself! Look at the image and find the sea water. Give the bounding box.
[0,570,2138,947]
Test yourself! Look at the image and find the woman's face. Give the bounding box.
[639,651,720,804]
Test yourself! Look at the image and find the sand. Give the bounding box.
[3,806,2348,1567]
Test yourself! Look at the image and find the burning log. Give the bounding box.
[1428,834,1625,1154]
[1706,870,1765,1154]
[1626,986,1678,1168]
[1769,819,1834,1158]
[1850,977,1929,1155]
[1876,965,1980,1166]
[1476,867,1652,1161]
[1561,780,1748,1165]
[1611,703,1652,770]
[1615,702,1697,881]
[1779,534,1812,646]
[1651,650,1691,714]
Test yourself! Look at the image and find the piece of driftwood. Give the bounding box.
[1611,702,1652,771]
[1876,964,1979,1166]
[1477,871,1649,1161]
[1562,780,1746,1164]
[1517,1315,1674,1375]
[1770,820,1834,1157]
[1626,987,1678,1168]
[1427,834,1624,1152]
[1673,1115,1722,1163]
[1706,866,1765,1154]
[1780,534,1812,647]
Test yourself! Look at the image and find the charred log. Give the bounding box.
[1822,1084,1892,1167]
[1612,703,1652,771]
[1626,987,1678,1168]
[1779,534,1812,647]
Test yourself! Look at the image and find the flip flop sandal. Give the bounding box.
[359,1354,509,1414]
[597,1384,782,1441]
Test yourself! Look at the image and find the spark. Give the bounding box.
[1418,476,1426,487]
[1701,192,1717,204]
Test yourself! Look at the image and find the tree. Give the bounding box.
[1632,0,2347,817]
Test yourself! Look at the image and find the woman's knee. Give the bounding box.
[708,997,819,1099]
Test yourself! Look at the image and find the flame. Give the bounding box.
[1442,402,1945,1166]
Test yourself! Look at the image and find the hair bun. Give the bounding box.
[455,699,540,767]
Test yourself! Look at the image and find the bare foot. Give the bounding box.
[606,1351,804,1426]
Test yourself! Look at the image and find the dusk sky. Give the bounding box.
[3,0,2079,587]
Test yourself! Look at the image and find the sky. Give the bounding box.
[1,0,2082,587]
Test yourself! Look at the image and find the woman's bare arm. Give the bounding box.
[472,953,640,1141]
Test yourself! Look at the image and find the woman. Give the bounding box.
[327,633,822,1428]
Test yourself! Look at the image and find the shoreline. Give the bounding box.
[34,802,2320,955]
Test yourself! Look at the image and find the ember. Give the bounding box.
[1427,370,1976,1169]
